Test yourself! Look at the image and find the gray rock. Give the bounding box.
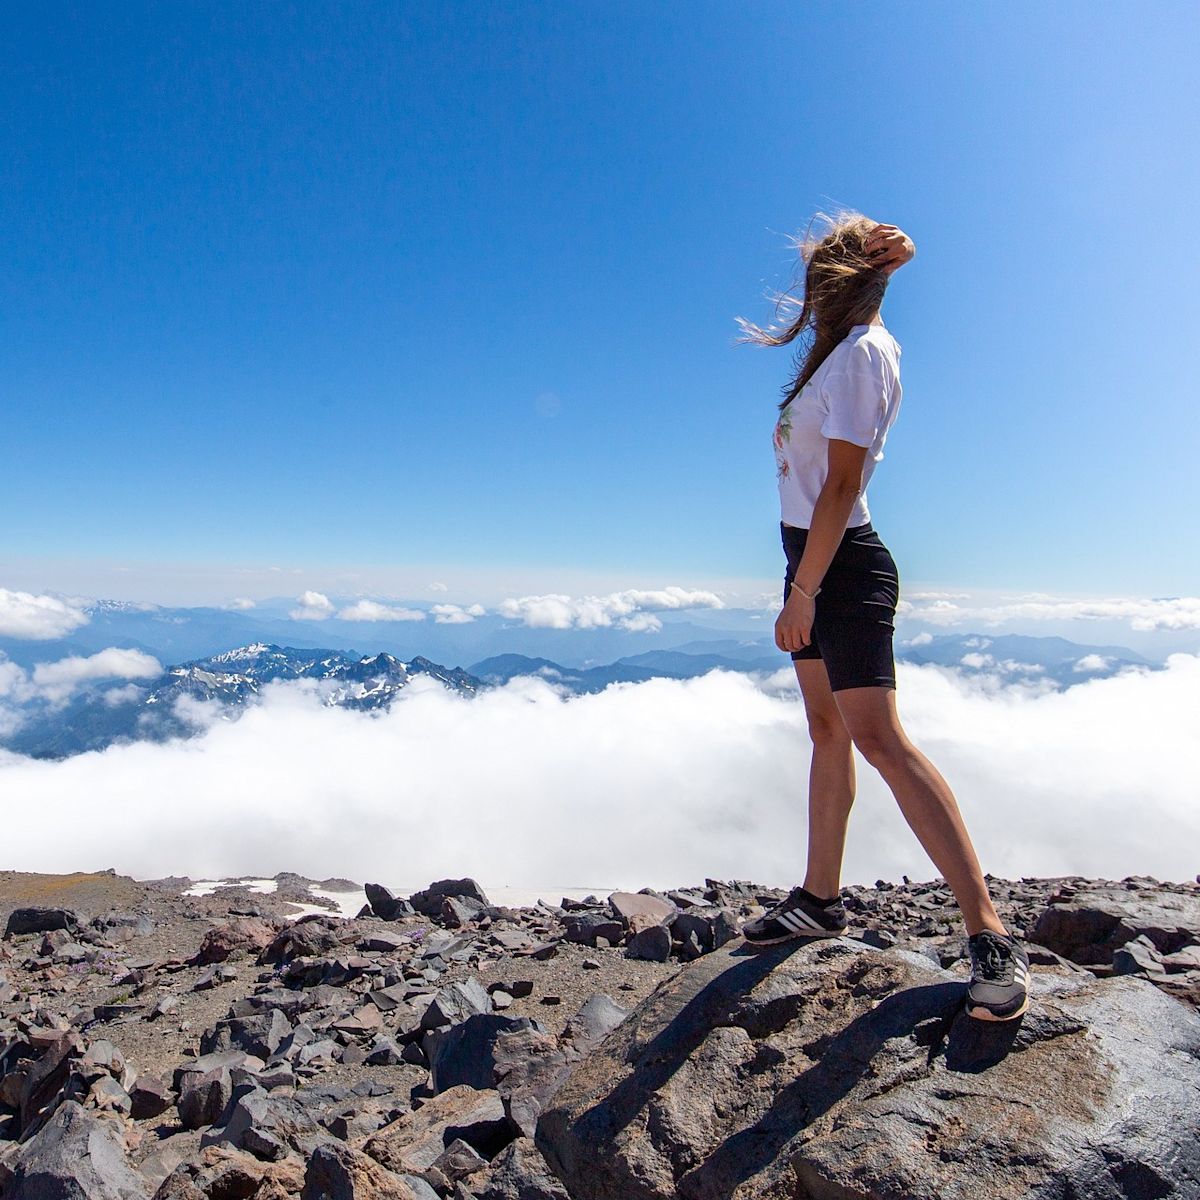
[608,892,677,927]
[201,1009,293,1059]
[562,995,628,1057]
[302,1139,419,1198]
[18,1029,85,1137]
[537,938,1200,1199]
[625,924,672,962]
[365,1035,405,1066]
[4,907,79,939]
[1032,885,1200,964]
[563,913,624,947]
[859,927,899,949]
[87,1075,132,1115]
[442,895,489,927]
[364,1085,511,1174]
[469,1136,573,1200]
[201,1087,331,1160]
[365,882,414,921]
[177,1065,232,1129]
[420,977,493,1031]
[1112,933,1167,977]
[173,1049,262,1093]
[129,1075,173,1119]
[432,1137,488,1185]
[669,905,739,954]
[0,1100,148,1198]
[426,1014,546,1094]
[491,1025,572,1138]
[408,878,491,917]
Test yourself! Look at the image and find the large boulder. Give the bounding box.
[4,907,79,939]
[536,937,1200,1199]
[467,1136,572,1200]
[361,1085,511,1175]
[1032,885,1200,965]
[0,1100,149,1199]
[302,1141,422,1199]
[407,879,490,917]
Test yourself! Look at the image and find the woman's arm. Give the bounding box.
[774,440,868,653]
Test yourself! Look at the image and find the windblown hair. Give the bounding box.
[736,209,889,409]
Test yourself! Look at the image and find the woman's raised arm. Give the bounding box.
[865,223,915,274]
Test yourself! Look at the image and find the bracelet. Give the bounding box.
[790,580,821,600]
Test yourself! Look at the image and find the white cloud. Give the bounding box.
[337,600,426,623]
[904,631,933,646]
[30,649,163,705]
[1,655,1197,889]
[429,582,449,593]
[102,683,146,707]
[498,587,724,632]
[290,591,336,621]
[621,613,664,634]
[431,604,486,625]
[899,593,1200,632]
[227,598,256,611]
[0,589,91,639]
[1074,654,1112,672]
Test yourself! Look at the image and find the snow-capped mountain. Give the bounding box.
[5,645,481,759]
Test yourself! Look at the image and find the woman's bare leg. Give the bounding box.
[832,684,1007,938]
[793,660,856,898]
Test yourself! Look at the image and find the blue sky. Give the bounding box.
[2,2,1197,603]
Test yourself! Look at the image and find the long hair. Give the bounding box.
[736,209,889,409]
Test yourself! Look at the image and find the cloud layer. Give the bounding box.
[285,586,724,634]
[0,589,91,639]
[496,587,724,633]
[0,647,163,713]
[901,593,1200,631]
[2,654,1197,893]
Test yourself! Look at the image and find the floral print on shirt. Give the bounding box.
[773,402,793,479]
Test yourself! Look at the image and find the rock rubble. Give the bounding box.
[1,869,1198,1198]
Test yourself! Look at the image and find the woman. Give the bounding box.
[735,212,1030,1022]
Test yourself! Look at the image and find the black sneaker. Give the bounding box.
[741,886,849,945]
[965,929,1030,1021]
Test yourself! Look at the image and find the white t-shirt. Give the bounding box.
[772,323,902,529]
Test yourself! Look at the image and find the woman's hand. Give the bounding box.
[865,223,915,274]
[775,589,816,654]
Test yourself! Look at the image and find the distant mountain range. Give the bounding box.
[3,644,480,760]
[0,632,1155,761]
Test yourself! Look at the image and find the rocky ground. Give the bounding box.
[1,869,1198,1198]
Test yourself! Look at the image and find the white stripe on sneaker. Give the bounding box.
[784,907,826,931]
[777,911,813,933]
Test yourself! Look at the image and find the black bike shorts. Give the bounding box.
[781,519,900,692]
